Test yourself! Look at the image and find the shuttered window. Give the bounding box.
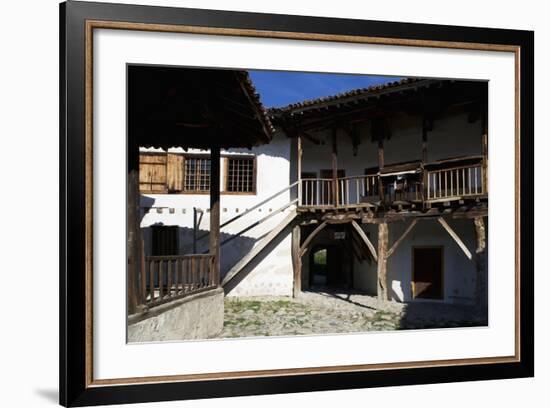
[139,153,185,193]
[139,153,167,193]
[226,157,255,193]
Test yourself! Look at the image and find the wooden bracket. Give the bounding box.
[437,217,472,260]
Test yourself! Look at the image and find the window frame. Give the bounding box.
[181,154,212,194]
[223,154,257,195]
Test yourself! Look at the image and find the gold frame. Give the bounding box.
[84,20,521,388]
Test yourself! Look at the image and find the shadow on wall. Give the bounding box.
[141,224,258,275]
[222,222,293,294]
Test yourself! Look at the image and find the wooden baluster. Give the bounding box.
[141,257,147,304]
[174,258,179,295]
[467,168,471,195]
[474,167,478,194]
[158,260,164,299]
[450,169,454,197]
[167,259,172,298]
[191,256,197,290]
[316,179,320,206]
[456,169,460,196]
[149,260,155,303]
[183,258,189,292]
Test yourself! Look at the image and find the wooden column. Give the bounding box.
[297,136,302,205]
[377,222,389,301]
[127,140,141,314]
[292,224,302,297]
[473,216,487,308]
[421,118,430,204]
[422,117,430,163]
[209,144,221,286]
[331,128,338,206]
[377,138,385,203]
[482,113,488,194]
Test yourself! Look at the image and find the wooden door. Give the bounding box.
[412,247,443,299]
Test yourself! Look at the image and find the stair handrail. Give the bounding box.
[195,180,299,242]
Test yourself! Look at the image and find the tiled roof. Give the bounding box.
[237,71,276,135]
[268,77,429,117]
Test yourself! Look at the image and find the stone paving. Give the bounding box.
[216,289,487,339]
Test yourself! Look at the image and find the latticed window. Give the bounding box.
[184,157,211,192]
[226,157,255,193]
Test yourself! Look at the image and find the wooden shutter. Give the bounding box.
[166,153,184,192]
[139,153,167,192]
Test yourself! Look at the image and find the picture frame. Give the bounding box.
[59,0,534,406]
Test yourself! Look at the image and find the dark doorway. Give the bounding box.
[412,246,444,299]
[310,244,350,289]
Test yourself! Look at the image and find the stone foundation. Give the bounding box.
[128,287,224,342]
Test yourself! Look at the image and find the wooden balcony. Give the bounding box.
[298,156,486,211]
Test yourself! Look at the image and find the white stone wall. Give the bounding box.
[127,287,225,342]
[301,111,483,176]
[139,132,295,296]
[352,218,483,304]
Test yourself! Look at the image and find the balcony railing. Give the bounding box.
[140,254,216,308]
[298,162,486,208]
[300,175,378,207]
[426,163,485,202]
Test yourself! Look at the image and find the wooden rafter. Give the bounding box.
[437,217,472,260]
[386,219,418,259]
[299,220,328,257]
[350,220,378,262]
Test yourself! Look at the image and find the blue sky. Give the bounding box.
[248,70,400,108]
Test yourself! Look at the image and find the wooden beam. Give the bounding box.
[377,222,389,300]
[482,111,488,194]
[299,220,328,257]
[297,135,302,205]
[331,128,338,206]
[292,224,302,297]
[378,138,385,203]
[437,217,472,260]
[300,130,322,145]
[386,219,418,259]
[127,137,141,314]
[209,144,221,285]
[473,216,487,307]
[350,220,378,262]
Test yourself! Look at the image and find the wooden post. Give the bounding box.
[331,127,338,206]
[209,144,221,286]
[377,222,389,301]
[421,118,429,204]
[473,216,487,308]
[127,136,142,314]
[482,112,488,194]
[193,207,198,253]
[422,117,430,163]
[292,224,302,297]
[378,138,385,203]
[297,136,302,205]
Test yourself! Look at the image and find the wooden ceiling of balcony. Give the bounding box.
[128,65,274,150]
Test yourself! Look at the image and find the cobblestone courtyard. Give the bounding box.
[217,289,487,338]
